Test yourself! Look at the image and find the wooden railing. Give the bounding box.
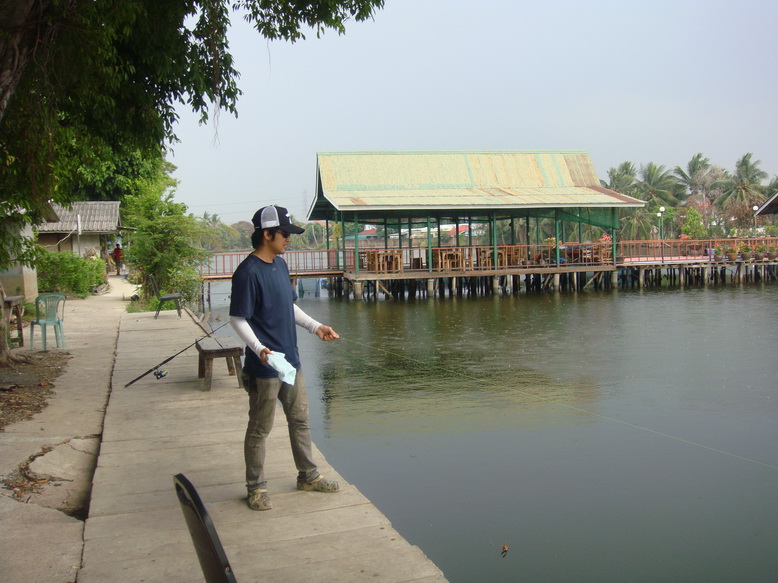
[201,238,778,279]
[200,250,344,278]
[617,238,778,262]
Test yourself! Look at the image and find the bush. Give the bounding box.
[36,250,106,297]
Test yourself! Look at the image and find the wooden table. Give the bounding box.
[505,247,526,265]
[195,337,244,391]
[3,295,24,347]
[443,250,463,269]
[377,250,403,272]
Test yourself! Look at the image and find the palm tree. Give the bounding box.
[674,153,710,192]
[634,162,682,208]
[202,212,221,228]
[718,153,767,208]
[675,153,713,230]
[619,207,656,240]
[601,162,638,194]
[766,176,778,198]
[717,154,767,229]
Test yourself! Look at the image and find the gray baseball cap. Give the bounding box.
[252,205,304,234]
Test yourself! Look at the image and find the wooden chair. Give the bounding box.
[174,473,238,583]
[147,274,182,319]
[29,293,66,351]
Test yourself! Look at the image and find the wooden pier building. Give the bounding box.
[198,151,778,301]
[306,150,642,297]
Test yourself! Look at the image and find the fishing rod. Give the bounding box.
[124,321,231,388]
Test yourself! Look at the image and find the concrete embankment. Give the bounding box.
[1,276,447,582]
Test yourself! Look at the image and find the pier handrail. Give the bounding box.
[201,237,778,279]
[201,249,344,279]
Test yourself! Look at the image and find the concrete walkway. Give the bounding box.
[1,276,446,583]
[1,275,133,582]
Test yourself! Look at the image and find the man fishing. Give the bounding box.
[229,205,340,511]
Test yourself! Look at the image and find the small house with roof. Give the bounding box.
[0,203,60,300]
[37,201,122,262]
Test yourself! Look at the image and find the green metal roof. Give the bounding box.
[307,150,644,222]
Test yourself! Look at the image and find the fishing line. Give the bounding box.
[335,335,778,472]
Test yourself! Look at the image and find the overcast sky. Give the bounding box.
[169,0,778,224]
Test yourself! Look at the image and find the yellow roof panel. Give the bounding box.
[310,150,643,220]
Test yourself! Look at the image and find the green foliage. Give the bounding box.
[718,153,767,209]
[196,212,250,251]
[618,207,655,240]
[634,163,684,207]
[231,221,254,249]
[287,219,327,250]
[36,251,106,297]
[681,208,706,239]
[122,160,208,302]
[0,0,385,273]
[606,152,778,238]
[601,161,637,193]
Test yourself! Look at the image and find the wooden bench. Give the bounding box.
[195,337,244,391]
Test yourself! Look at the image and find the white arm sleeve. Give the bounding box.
[294,304,322,335]
[230,316,266,357]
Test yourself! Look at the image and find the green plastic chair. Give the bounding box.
[30,293,67,351]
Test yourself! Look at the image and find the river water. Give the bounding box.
[207,280,778,582]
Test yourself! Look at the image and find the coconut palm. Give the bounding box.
[674,153,710,203]
[618,207,656,241]
[767,176,778,198]
[601,162,638,194]
[634,162,682,207]
[202,212,221,227]
[717,153,767,208]
[675,153,716,229]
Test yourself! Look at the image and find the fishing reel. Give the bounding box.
[153,369,168,380]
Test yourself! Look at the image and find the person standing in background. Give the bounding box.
[111,244,123,275]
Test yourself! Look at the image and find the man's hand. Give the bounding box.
[315,325,340,341]
[258,347,272,365]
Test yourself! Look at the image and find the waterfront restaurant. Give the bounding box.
[306,151,644,293]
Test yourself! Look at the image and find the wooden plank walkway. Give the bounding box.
[81,312,446,583]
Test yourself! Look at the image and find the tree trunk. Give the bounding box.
[0,0,53,124]
[0,282,13,365]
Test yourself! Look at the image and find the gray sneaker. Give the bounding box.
[247,489,272,510]
[297,475,340,492]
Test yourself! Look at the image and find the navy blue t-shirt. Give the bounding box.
[229,254,300,378]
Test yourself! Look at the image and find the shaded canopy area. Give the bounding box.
[756,192,778,216]
[307,150,644,235]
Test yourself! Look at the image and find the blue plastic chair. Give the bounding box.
[30,293,67,351]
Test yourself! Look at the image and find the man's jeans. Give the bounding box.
[243,369,318,492]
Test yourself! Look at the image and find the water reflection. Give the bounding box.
[212,282,778,582]
[317,332,603,439]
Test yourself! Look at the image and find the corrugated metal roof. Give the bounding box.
[37,201,121,233]
[308,150,644,221]
[756,192,778,215]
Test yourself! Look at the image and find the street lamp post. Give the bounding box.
[753,205,759,233]
[657,206,665,264]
